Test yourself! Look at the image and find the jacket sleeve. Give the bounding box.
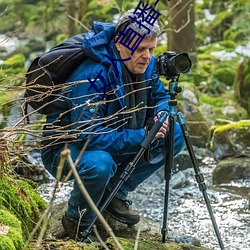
[66,61,146,156]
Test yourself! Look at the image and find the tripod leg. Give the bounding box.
[162,114,175,243]
[177,112,225,250]
[81,112,168,240]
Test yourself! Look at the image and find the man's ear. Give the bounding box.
[115,36,121,51]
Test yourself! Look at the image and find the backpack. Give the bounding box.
[24,34,86,115]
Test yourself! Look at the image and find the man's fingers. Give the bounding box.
[155,132,165,139]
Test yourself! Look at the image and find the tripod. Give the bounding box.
[162,77,225,249]
[82,77,225,250]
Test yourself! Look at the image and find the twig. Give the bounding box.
[134,220,142,250]
[61,148,124,250]
[68,14,90,31]
[93,225,110,250]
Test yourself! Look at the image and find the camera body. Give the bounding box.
[156,51,192,79]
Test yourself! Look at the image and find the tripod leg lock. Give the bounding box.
[120,162,135,182]
[195,172,207,192]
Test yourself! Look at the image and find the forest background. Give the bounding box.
[0,0,250,126]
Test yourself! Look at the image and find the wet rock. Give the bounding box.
[45,202,210,250]
[209,120,250,160]
[213,157,250,184]
[170,168,193,189]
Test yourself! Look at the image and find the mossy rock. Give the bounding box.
[106,237,210,250]
[0,209,24,250]
[44,202,211,250]
[209,120,250,160]
[0,174,47,239]
[28,237,211,250]
[213,157,250,184]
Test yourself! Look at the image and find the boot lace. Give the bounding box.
[123,200,132,209]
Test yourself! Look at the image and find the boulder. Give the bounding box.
[179,100,210,148]
[209,120,250,160]
[213,157,250,184]
[42,202,211,250]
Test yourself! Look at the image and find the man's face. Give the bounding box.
[115,37,157,74]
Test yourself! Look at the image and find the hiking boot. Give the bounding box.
[61,213,97,243]
[105,196,140,225]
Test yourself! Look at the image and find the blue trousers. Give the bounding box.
[41,123,185,226]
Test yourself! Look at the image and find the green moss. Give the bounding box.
[0,209,21,229]
[7,228,24,249]
[0,235,16,250]
[213,120,250,133]
[106,237,207,250]
[0,209,24,249]
[0,175,46,239]
[199,95,224,107]
[199,90,248,122]
[218,40,237,52]
[213,67,235,86]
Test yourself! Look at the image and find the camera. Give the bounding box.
[156,51,192,79]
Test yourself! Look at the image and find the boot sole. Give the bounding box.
[105,210,140,225]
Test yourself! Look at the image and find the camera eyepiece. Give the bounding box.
[156,51,192,79]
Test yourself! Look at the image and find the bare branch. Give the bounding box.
[68,14,90,32]
[63,148,124,250]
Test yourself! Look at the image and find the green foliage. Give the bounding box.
[197,0,250,46]
[154,44,167,57]
[199,95,224,107]
[1,54,25,69]
[213,67,235,86]
[234,57,250,115]
[0,54,26,85]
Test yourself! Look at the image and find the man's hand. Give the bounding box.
[154,111,169,139]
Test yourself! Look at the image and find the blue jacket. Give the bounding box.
[44,21,170,156]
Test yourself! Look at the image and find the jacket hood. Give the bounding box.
[82,21,116,64]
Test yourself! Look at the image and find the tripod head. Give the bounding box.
[168,76,182,100]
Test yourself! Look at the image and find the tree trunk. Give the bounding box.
[78,0,88,20]
[67,0,77,36]
[167,0,196,62]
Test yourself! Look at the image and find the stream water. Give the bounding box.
[38,156,250,250]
